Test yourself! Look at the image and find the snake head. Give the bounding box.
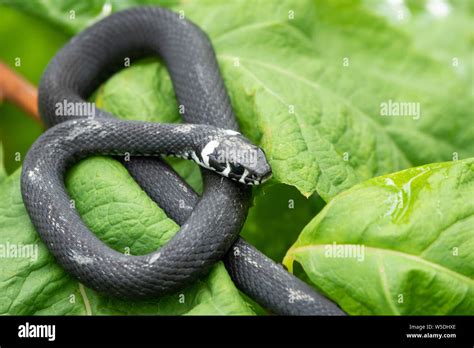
[199,130,272,185]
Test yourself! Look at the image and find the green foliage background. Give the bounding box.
[0,0,472,315]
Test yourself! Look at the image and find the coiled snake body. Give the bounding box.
[21,6,345,315]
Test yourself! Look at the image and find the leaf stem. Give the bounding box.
[0,61,43,126]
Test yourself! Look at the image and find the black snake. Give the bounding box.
[20,6,345,316]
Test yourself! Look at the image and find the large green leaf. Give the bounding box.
[3,0,178,34]
[284,158,474,315]
[307,0,473,169]
[0,163,254,315]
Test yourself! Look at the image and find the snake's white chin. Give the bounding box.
[231,172,272,186]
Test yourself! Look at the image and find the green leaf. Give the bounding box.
[364,0,473,81]
[3,0,178,34]
[0,164,254,315]
[306,0,473,170]
[284,158,474,315]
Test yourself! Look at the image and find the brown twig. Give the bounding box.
[0,60,42,126]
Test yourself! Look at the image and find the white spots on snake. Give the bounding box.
[221,162,231,177]
[172,152,191,160]
[200,140,219,167]
[148,251,161,264]
[51,219,65,234]
[195,64,212,94]
[122,263,139,273]
[287,288,316,303]
[224,129,240,136]
[47,203,53,221]
[239,169,249,184]
[180,204,193,211]
[243,255,262,269]
[27,166,41,183]
[173,124,195,134]
[65,119,102,141]
[178,183,188,193]
[234,245,263,269]
[70,250,94,265]
[46,203,66,235]
[179,152,189,159]
[190,151,203,166]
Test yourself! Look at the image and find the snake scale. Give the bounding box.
[20,6,345,316]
